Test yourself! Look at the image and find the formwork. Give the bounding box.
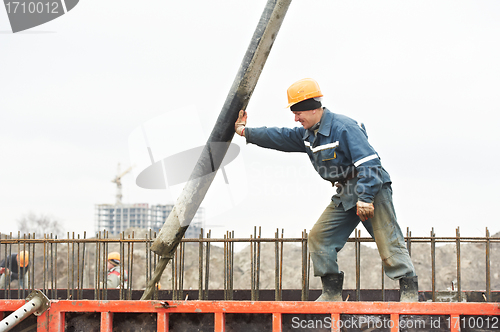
[1,299,500,331]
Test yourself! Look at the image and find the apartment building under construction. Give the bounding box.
[94,203,205,237]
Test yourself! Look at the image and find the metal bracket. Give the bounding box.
[154,301,177,309]
[26,290,51,316]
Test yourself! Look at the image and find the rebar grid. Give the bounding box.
[0,227,499,301]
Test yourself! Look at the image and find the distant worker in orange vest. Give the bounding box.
[0,251,29,289]
[106,252,128,289]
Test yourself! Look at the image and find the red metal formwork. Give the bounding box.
[1,300,500,332]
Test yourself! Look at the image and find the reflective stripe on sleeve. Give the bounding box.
[354,154,378,167]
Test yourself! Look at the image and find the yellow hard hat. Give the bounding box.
[108,252,120,266]
[286,78,323,109]
[17,251,29,267]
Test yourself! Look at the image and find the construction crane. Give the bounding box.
[111,163,133,205]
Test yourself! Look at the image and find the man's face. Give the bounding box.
[107,261,114,270]
[293,109,317,129]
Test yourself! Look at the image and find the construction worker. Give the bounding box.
[0,251,29,289]
[106,252,128,289]
[234,78,419,302]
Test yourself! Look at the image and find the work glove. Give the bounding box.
[356,201,374,221]
[235,110,247,136]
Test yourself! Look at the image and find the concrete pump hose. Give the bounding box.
[140,256,170,300]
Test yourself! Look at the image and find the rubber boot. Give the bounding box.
[315,272,344,302]
[399,276,419,302]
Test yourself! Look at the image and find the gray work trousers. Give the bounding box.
[308,184,416,280]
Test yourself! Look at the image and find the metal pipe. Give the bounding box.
[0,290,50,332]
[143,0,293,300]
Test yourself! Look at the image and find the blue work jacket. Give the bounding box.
[245,108,391,211]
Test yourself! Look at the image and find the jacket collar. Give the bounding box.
[302,107,333,140]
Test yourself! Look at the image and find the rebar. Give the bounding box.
[279,229,283,301]
[301,229,307,301]
[381,263,385,302]
[80,232,86,298]
[250,234,254,301]
[204,230,211,300]
[198,228,203,301]
[431,228,436,302]
[224,233,227,300]
[456,227,462,302]
[406,227,412,256]
[486,227,491,302]
[0,228,499,302]
[355,229,361,301]
[255,226,262,301]
[275,229,280,301]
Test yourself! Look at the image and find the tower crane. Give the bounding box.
[111,163,133,205]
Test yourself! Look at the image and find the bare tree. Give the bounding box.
[17,212,63,238]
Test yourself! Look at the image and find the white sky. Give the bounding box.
[1,0,499,240]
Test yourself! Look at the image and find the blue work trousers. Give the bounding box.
[308,184,415,280]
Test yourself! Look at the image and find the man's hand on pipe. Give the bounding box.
[235,110,247,136]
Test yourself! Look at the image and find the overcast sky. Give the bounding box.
[1,0,499,241]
